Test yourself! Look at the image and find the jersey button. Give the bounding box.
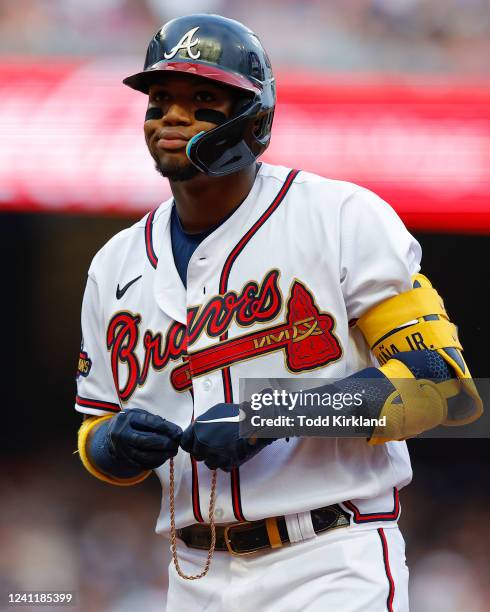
[203,378,213,391]
[215,507,224,520]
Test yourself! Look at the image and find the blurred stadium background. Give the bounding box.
[1,1,490,611]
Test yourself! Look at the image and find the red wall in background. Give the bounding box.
[1,59,490,232]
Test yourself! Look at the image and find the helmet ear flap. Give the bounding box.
[233,92,255,113]
[187,100,261,176]
[253,109,275,142]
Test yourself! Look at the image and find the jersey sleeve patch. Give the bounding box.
[77,351,92,378]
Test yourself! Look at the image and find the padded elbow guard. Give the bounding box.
[370,350,460,444]
[358,273,482,434]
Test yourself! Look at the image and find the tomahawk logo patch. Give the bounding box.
[163,27,200,60]
[170,278,343,390]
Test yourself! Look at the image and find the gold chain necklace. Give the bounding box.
[169,458,217,580]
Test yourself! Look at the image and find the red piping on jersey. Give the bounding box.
[145,208,159,269]
[191,457,204,523]
[218,170,300,298]
[214,168,300,522]
[378,528,395,612]
[76,395,120,413]
[344,488,400,523]
[188,388,204,523]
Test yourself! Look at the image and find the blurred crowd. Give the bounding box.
[0,447,170,612]
[1,0,490,74]
[1,447,489,612]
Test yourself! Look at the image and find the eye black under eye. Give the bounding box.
[145,107,164,121]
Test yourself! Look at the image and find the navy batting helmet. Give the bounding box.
[123,14,275,177]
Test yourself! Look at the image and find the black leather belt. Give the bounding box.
[177,504,350,555]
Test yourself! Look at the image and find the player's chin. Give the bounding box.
[153,156,200,182]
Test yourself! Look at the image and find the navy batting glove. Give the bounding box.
[106,408,183,470]
[180,403,275,472]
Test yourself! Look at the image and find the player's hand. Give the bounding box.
[180,402,275,472]
[106,408,183,470]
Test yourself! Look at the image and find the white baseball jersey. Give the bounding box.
[75,162,421,533]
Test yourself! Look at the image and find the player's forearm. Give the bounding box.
[264,349,458,443]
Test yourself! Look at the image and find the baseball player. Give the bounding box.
[75,14,482,612]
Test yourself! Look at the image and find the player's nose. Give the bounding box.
[162,102,193,126]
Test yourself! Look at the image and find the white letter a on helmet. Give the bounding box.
[164,27,200,60]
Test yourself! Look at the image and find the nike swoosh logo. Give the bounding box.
[116,275,142,300]
[198,409,247,424]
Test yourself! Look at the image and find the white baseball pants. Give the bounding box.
[165,524,409,612]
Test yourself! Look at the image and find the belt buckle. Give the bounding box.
[223,522,255,556]
[312,505,350,535]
